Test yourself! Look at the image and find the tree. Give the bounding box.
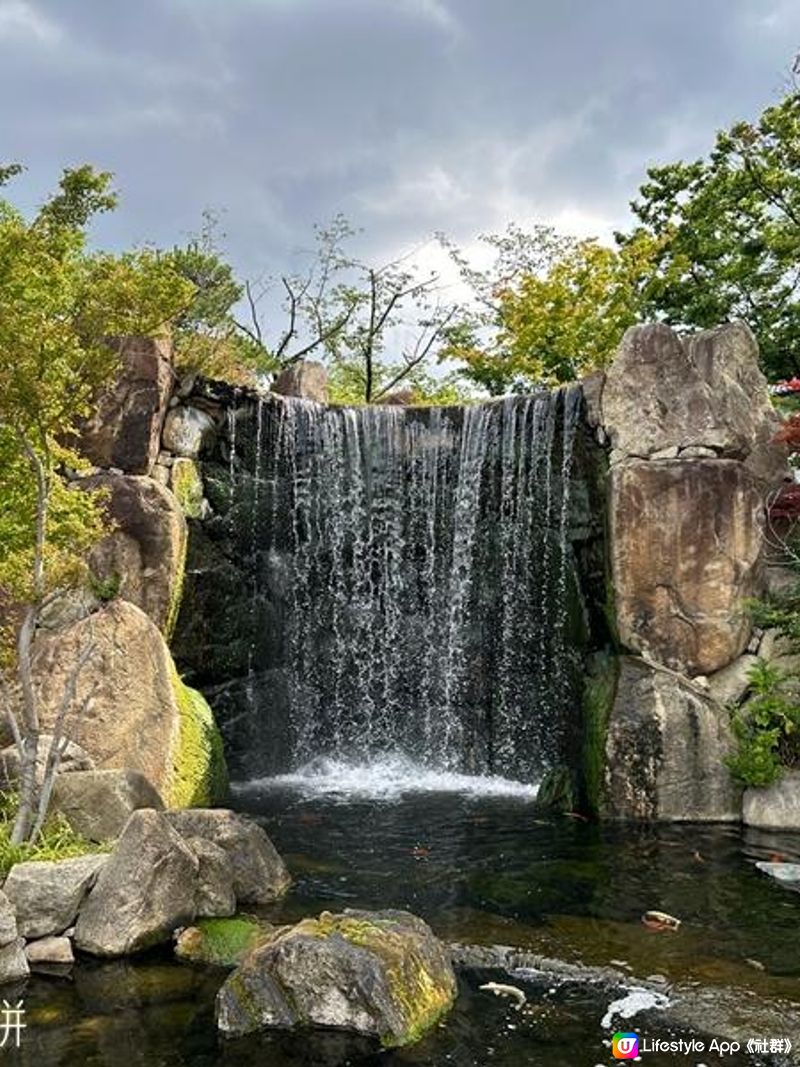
[168,212,272,386]
[439,225,653,393]
[242,215,458,402]
[0,164,193,843]
[621,91,800,379]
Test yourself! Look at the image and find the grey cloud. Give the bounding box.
[0,0,798,282]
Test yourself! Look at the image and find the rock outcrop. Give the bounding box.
[32,600,227,808]
[3,854,107,939]
[162,405,217,459]
[602,321,784,478]
[52,768,164,842]
[165,809,290,905]
[610,459,763,676]
[74,809,198,957]
[83,473,187,636]
[603,657,741,821]
[215,909,456,1047]
[272,361,328,404]
[76,336,172,476]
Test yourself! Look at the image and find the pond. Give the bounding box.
[11,765,800,1066]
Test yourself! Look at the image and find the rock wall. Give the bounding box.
[6,337,229,812]
[594,321,790,822]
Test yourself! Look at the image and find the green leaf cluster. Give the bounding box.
[0,164,193,657]
[622,92,800,379]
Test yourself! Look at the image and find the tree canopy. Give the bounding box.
[621,91,800,379]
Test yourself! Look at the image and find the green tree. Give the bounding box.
[622,91,800,379]
[440,226,653,393]
[168,212,272,386]
[0,164,193,843]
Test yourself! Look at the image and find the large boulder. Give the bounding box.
[272,361,328,404]
[162,405,217,458]
[743,771,800,830]
[82,473,187,636]
[186,837,236,918]
[75,336,173,476]
[601,322,785,480]
[610,459,763,676]
[52,768,164,843]
[3,854,107,938]
[215,909,456,1047]
[74,809,198,957]
[603,657,741,821]
[165,809,290,905]
[32,600,227,808]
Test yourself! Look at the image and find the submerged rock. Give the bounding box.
[165,809,290,905]
[215,909,456,1047]
[755,861,800,886]
[74,809,198,957]
[3,854,107,939]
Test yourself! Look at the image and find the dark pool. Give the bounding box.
[10,782,800,1066]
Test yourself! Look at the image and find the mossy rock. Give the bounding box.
[166,664,228,808]
[171,458,206,520]
[215,908,456,1047]
[175,916,278,968]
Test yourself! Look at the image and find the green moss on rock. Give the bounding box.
[171,458,205,520]
[581,650,619,815]
[287,910,456,1047]
[166,663,228,808]
[164,530,187,641]
[176,916,276,967]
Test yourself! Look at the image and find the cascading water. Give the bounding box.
[222,389,585,788]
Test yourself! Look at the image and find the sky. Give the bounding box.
[0,0,798,309]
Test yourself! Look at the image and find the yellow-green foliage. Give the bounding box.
[171,459,205,520]
[288,912,456,1047]
[166,663,228,808]
[176,916,276,968]
[0,794,109,876]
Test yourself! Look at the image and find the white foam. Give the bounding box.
[601,987,670,1030]
[232,754,540,802]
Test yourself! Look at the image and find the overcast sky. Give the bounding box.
[1,0,798,294]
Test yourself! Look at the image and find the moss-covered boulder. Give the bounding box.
[175,916,278,967]
[33,601,227,810]
[215,908,456,1047]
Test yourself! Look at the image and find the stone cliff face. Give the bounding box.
[11,337,229,812]
[596,321,790,821]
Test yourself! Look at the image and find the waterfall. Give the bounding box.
[229,389,583,785]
